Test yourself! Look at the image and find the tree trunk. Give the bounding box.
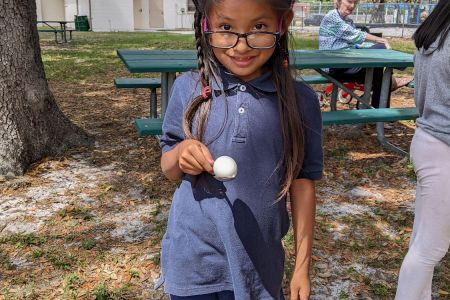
[0,0,93,176]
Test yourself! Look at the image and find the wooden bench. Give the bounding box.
[132,108,419,155]
[38,29,64,43]
[66,29,75,40]
[323,107,419,155]
[114,77,162,118]
[296,74,331,85]
[322,107,418,126]
[134,118,163,136]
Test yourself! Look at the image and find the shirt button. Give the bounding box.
[238,107,245,114]
[239,85,247,92]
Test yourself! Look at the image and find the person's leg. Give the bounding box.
[395,128,450,300]
[370,67,392,108]
[365,43,392,108]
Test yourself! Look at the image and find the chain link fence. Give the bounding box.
[292,2,437,31]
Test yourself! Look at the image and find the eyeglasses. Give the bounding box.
[204,31,280,49]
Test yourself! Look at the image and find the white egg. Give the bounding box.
[213,156,238,181]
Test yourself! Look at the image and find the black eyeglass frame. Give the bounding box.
[204,31,281,49]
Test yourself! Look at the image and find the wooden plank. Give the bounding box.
[322,107,419,126]
[117,49,414,73]
[115,78,161,89]
[133,108,419,136]
[134,118,163,136]
[297,75,330,84]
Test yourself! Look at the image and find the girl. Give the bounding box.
[395,0,450,299]
[158,0,323,299]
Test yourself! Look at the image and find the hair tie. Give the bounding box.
[203,18,208,32]
[202,86,211,99]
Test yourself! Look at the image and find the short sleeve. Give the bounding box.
[295,83,324,180]
[159,73,199,153]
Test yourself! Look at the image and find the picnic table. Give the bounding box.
[37,21,74,43]
[117,48,415,154]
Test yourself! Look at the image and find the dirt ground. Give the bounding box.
[0,68,448,300]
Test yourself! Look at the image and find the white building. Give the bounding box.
[36,0,196,31]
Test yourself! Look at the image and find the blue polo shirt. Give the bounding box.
[158,69,323,299]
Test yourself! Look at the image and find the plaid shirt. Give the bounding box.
[319,9,367,50]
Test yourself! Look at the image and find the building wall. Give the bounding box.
[163,0,194,29]
[133,0,149,30]
[36,0,43,21]
[77,0,90,16]
[39,0,65,21]
[64,0,77,22]
[37,0,196,31]
[90,0,134,31]
[149,0,164,28]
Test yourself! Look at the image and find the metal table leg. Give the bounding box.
[316,69,373,109]
[361,68,374,109]
[160,72,176,117]
[330,85,338,111]
[375,68,408,155]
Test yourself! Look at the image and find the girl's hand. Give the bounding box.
[177,139,214,175]
[290,272,311,300]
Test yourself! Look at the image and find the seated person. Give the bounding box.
[319,0,412,108]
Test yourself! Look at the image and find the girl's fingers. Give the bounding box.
[179,142,212,175]
[180,156,203,174]
[179,160,203,175]
[199,145,214,173]
[179,147,203,174]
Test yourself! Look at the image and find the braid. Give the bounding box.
[195,12,208,87]
[182,8,213,142]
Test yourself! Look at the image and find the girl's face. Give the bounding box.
[207,0,282,82]
[338,0,358,18]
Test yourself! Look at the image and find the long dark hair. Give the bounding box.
[413,0,450,50]
[186,0,304,200]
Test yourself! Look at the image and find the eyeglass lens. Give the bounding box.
[208,32,277,49]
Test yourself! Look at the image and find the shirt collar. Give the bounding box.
[211,67,277,93]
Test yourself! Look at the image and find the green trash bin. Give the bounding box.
[74,15,90,31]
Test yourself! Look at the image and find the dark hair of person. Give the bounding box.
[413,0,450,50]
[186,0,304,200]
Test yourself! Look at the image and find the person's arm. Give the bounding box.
[161,139,214,181]
[289,178,316,300]
[364,33,392,49]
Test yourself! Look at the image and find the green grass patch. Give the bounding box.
[128,269,139,278]
[91,281,132,300]
[58,205,94,221]
[31,248,44,259]
[0,233,46,247]
[370,282,394,297]
[81,238,97,250]
[45,249,76,270]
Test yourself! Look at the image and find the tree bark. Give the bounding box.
[0,0,93,176]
